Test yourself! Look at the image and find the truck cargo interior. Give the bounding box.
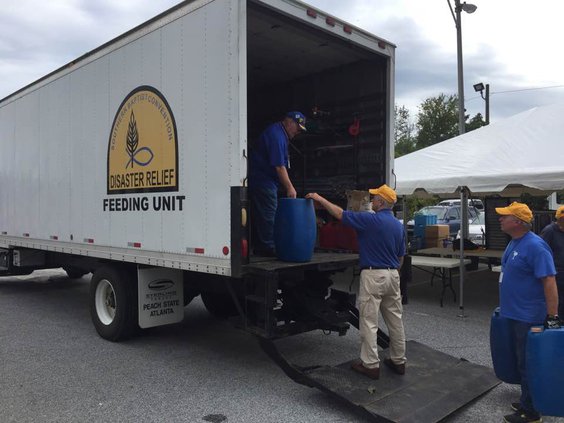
[247,2,389,206]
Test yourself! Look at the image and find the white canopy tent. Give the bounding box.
[394,103,564,315]
[394,103,564,198]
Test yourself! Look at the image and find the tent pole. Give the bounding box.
[458,187,468,318]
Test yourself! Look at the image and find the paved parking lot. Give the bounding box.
[0,267,562,422]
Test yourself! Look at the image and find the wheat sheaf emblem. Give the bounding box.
[125,111,154,169]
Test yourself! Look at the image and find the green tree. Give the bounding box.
[414,94,487,150]
[394,105,416,158]
[415,94,459,149]
[466,112,486,132]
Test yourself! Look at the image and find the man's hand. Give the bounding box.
[305,193,343,220]
[287,186,297,198]
[305,192,321,202]
[544,314,561,329]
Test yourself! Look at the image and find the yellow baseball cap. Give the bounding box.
[368,184,397,204]
[495,202,533,223]
[556,206,564,219]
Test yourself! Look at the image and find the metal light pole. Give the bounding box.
[448,0,477,135]
[448,0,477,317]
[473,82,490,125]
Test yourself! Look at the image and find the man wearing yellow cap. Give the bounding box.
[495,202,559,423]
[540,205,564,317]
[306,184,406,380]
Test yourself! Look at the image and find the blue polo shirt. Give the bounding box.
[342,209,406,269]
[540,222,564,274]
[500,231,556,323]
[249,122,289,190]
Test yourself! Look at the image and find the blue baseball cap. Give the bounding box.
[286,111,307,131]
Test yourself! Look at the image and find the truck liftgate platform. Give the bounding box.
[260,338,500,423]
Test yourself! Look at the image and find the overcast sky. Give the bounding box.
[1,0,563,123]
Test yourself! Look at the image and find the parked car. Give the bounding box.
[408,205,480,238]
[456,211,486,246]
[437,198,484,211]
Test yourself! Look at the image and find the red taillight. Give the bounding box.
[378,41,386,49]
[241,239,248,258]
[343,25,352,34]
[222,246,229,256]
[306,8,317,18]
[326,17,335,27]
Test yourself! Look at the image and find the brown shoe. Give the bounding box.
[351,361,380,380]
[383,358,406,375]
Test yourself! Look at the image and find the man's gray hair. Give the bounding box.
[511,215,532,230]
[381,199,394,209]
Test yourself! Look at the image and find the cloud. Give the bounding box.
[1,0,563,122]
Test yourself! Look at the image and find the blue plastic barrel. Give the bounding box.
[414,214,437,226]
[274,198,316,262]
[527,327,564,416]
[490,307,520,384]
[414,214,437,240]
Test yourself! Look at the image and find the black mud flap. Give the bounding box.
[260,339,500,423]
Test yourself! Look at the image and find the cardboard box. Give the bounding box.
[346,190,372,212]
[425,224,449,238]
[425,237,447,248]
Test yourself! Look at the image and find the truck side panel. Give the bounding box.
[0,0,243,275]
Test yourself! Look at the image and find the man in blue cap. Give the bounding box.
[249,111,306,256]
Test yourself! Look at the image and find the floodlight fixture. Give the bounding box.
[473,82,485,92]
[461,3,477,13]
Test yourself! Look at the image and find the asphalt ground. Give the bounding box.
[0,266,563,423]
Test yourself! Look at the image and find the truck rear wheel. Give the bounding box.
[200,292,238,319]
[90,266,137,341]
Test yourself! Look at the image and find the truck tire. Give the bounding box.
[90,266,137,341]
[200,292,238,319]
[63,266,88,279]
[183,273,200,306]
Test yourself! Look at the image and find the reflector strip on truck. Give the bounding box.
[186,247,205,254]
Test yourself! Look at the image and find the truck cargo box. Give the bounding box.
[0,0,394,278]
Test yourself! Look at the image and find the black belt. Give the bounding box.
[361,266,391,270]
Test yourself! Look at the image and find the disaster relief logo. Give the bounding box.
[105,86,185,212]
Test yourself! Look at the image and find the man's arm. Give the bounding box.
[275,166,297,198]
[305,193,343,220]
[398,256,404,270]
[542,275,559,316]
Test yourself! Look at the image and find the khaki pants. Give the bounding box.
[358,268,406,369]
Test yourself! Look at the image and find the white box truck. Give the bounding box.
[0,1,498,420]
